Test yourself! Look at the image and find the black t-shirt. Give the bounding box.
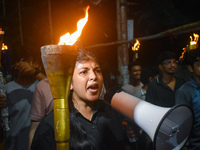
[31,100,126,150]
[146,76,185,107]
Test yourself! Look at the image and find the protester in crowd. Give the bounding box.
[31,49,126,150]
[121,61,158,150]
[28,78,53,150]
[146,50,185,107]
[120,60,143,149]
[0,55,46,150]
[122,60,145,100]
[175,47,200,150]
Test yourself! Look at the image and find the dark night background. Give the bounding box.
[0,0,200,70]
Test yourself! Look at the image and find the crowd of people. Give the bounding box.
[0,45,199,150]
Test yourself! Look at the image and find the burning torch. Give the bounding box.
[41,6,89,150]
[186,33,199,53]
[180,33,199,61]
[132,39,140,61]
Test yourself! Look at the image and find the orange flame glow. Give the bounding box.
[179,47,186,61]
[2,43,8,50]
[58,6,89,45]
[190,33,199,45]
[0,28,4,34]
[132,39,140,52]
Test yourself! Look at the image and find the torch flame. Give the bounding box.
[190,33,199,45]
[58,6,89,45]
[2,43,8,50]
[132,39,140,51]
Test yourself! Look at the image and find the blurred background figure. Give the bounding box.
[28,78,53,150]
[122,60,144,100]
[121,60,158,150]
[175,47,200,150]
[120,60,143,149]
[0,54,45,150]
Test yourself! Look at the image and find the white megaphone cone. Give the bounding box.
[109,91,193,150]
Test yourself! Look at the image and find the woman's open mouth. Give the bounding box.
[87,84,99,93]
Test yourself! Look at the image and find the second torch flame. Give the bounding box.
[186,33,199,53]
[132,39,140,60]
[190,33,199,46]
[2,43,8,50]
[180,33,199,61]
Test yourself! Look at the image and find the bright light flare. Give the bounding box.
[132,39,140,52]
[190,33,199,45]
[0,28,4,34]
[2,43,8,50]
[58,6,89,45]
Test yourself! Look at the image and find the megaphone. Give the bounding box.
[108,91,193,150]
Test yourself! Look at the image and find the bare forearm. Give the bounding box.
[28,121,40,150]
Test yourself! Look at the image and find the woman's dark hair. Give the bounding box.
[76,49,99,64]
[68,91,96,150]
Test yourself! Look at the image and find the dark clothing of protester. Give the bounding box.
[31,100,126,150]
[175,78,200,150]
[145,76,185,107]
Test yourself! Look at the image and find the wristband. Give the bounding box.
[34,68,41,76]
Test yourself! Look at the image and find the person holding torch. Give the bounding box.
[31,49,126,150]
